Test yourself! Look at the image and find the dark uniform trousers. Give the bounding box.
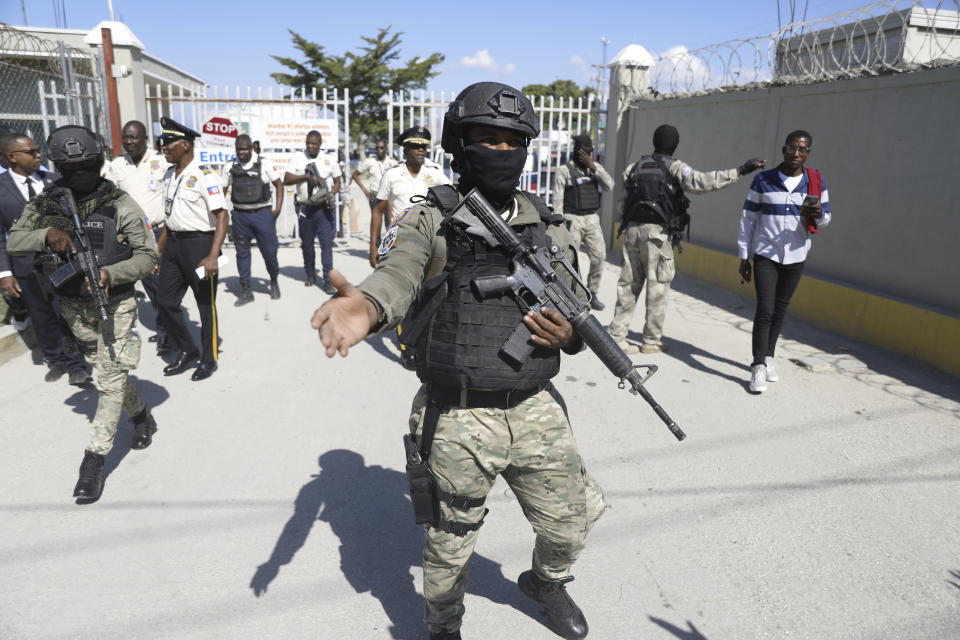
[232,206,279,286]
[297,203,335,279]
[16,270,85,373]
[157,231,219,364]
[140,226,172,337]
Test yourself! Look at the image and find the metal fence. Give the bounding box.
[646,0,960,98]
[0,23,105,149]
[385,90,599,207]
[145,84,352,240]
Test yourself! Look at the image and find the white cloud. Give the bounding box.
[652,45,714,92]
[458,49,516,74]
[569,54,591,81]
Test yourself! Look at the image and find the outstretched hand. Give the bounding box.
[310,269,378,357]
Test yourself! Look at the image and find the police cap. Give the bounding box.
[158,116,200,146]
[398,126,431,146]
[46,125,104,166]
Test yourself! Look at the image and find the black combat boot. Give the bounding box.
[131,407,157,450]
[269,277,281,300]
[518,570,588,640]
[429,631,462,640]
[235,284,254,306]
[73,450,105,501]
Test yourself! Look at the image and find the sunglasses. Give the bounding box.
[12,148,41,157]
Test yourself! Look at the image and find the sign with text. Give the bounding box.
[202,116,239,147]
[259,119,338,151]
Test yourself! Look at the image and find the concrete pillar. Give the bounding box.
[600,44,654,247]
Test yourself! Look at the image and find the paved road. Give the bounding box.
[1,239,958,640]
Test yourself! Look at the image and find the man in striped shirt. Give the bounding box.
[737,129,831,392]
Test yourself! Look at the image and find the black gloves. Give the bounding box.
[738,158,764,175]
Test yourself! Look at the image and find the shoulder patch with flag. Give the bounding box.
[207,185,220,196]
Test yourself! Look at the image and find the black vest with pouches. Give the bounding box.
[562,162,601,214]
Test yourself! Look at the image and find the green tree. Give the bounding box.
[522,79,591,101]
[272,27,443,145]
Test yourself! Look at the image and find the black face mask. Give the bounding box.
[460,143,527,208]
[62,167,102,197]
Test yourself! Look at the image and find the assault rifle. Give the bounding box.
[303,162,334,207]
[442,189,685,441]
[47,187,110,321]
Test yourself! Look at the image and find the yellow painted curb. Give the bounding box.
[674,243,960,375]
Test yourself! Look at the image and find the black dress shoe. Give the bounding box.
[305,274,317,287]
[429,631,462,640]
[269,278,281,300]
[45,366,67,382]
[234,286,254,307]
[73,450,105,501]
[68,369,92,386]
[518,570,588,640]
[131,407,157,450]
[191,361,218,381]
[163,351,200,376]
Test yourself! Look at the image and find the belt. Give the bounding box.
[430,384,544,410]
[168,230,214,239]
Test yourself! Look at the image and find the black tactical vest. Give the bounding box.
[42,205,134,297]
[229,160,271,206]
[622,154,685,226]
[562,162,601,214]
[407,187,562,390]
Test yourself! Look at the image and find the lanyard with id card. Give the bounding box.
[165,173,185,218]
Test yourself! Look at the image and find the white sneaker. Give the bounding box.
[764,356,779,382]
[615,340,640,355]
[749,364,768,393]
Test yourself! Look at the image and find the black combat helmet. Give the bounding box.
[441,82,539,164]
[46,125,104,168]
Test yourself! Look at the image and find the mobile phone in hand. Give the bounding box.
[802,194,820,207]
[802,195,820,233]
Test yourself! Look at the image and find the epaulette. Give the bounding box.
[199,165,212,175]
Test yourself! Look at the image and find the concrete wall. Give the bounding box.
[603,65,960,316]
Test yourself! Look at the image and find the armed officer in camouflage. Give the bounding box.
[609,124,764,354]
[8,125,159,502]
[311,82,606,640]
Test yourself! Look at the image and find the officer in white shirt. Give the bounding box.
[283,130,342,294]
[352,138,397,212]
[107,120,175,351]
[370,126,450,267]
[156,117,229,382]
[220,134,284,306]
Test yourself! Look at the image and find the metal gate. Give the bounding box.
[385,90,600,207]
[144,84,352,240]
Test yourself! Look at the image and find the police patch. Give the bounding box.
[377,225,399,256]
[150,160,160,170]
[186,175,198,188]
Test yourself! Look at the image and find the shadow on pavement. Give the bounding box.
[670,274,960,417]
[250,449,543,638]
[649,616,710,639]
[948,570,960,590]
[365,332,402,365]
[624,330,751,390]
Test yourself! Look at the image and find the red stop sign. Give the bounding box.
[202,117,238,138]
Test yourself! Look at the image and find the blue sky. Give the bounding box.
[3,0,919,92]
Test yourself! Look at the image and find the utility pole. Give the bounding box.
[107,0,116,21]
[20,0,28,24]
[600,37,611,100]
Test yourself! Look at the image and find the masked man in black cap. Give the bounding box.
[609,124,764,354]
[552,133,614,310]
[156,117,229,381]
[368,126,450,268]
[8,125,159,502]
[311,82,606,640]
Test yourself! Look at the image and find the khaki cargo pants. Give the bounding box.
[608,222,676,346]
[408,384,608,633]
[564,212,606,295]
[60,292,145,455]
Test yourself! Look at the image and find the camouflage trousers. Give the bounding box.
[408,384,608,633]
[608,223,676,346]
[60,292,144,455]
[564,212,606,295]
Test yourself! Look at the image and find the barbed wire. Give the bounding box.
[644,0,960,99]
[0,22,97,78]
